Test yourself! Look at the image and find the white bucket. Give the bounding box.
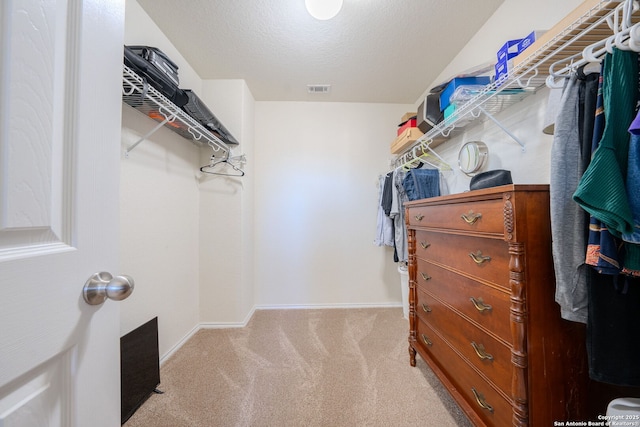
[606,397,640,427]
[398,264,409,319]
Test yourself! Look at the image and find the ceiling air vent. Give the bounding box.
[307,84,331,94]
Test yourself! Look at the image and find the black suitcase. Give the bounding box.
[128,45,179,86]
[123,45,188,107]
[181,90,239,145]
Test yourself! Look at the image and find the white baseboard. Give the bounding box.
[159,323,200,366]
[256,302,403,310]
[199,305,257,329]
[159,303,402,364]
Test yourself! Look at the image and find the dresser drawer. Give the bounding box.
[407,198,505,234]
[416,287,512,394]
[415,259,512,344]
[415,317,512,427]
[415,230,510,288]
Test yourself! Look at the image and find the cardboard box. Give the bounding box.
[497,39,522,62]
[400,112,417,123]
[391,127,424,154]
[397,118,417,136]
[440,76,492,111]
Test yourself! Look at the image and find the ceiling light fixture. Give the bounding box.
[305,0,343,20]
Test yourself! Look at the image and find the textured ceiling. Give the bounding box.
[136,0,505,103]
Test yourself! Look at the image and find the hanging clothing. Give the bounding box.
[550,69,599,324]
[390,169,409,263]
[623,115,640,246]
[581,69,622,275]
[402,168,440,202]
[586,270,640,386]
[374,174,394,247]
[577,49,640,387]
[390,166,448,263]
[574,49,639,275]
[622,119,640,276]
[381,172,394,216]
[574,49,637,237]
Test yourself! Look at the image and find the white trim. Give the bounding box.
[199,305,257,329]
[157,303,402,365]
[255,302,402,310]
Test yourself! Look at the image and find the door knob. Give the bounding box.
[83,272,134,305]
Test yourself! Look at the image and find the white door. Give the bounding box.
[0,1,125,426]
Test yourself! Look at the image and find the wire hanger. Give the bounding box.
[200,153,246,176]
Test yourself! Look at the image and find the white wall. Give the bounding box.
[123,0,202,92]
[121,1,256,360]
[254,102,413,307]
[120,0,205,358]
[119,115,201,355]
[198,80,256,325]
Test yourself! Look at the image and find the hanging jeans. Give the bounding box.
[402,169,440,201]
[623,132,640,246]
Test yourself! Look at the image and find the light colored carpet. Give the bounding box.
[124,307,472,427]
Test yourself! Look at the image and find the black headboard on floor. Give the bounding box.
[120,317,160,424]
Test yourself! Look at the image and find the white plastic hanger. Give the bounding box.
[398,142,452,172]
[582,1,628,63]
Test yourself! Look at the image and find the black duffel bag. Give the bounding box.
[124,45,188,107]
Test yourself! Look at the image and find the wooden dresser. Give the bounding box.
[405,185,588,427]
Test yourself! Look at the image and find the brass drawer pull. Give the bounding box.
[415,213,424,221]
[469,250,491,264]
[421,334,433,346]
[422,303,432,313]
[461,210,482,225]
[470,297,492,312]
[421,272,431,281]
[420,241,431,249]
[471,342,494,361]
[471,388,494,413]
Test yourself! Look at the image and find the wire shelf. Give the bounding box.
[122,64,229,157]
[394,0,625,168]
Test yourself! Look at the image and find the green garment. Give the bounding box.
[573,48,637,237]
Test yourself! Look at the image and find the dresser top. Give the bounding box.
[404,184,549,207]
